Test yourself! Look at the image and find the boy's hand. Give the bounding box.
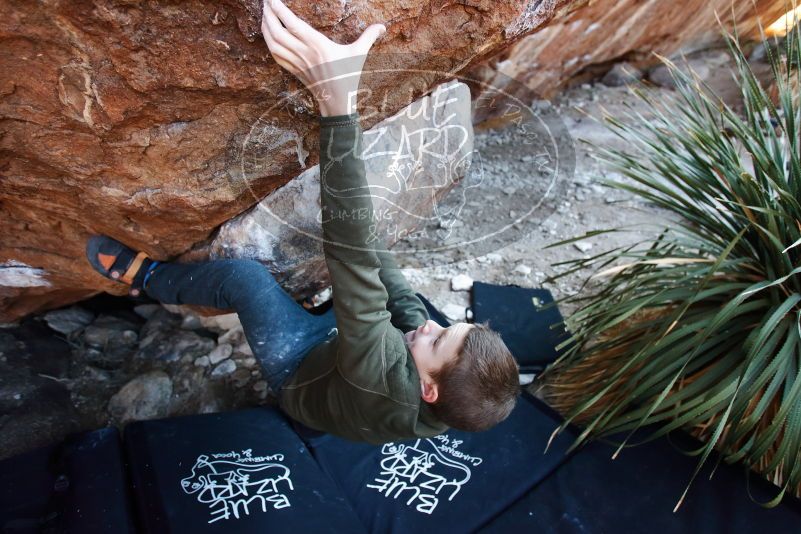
[261,0,386,116]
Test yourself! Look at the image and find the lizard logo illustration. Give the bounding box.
[366,435,483,515]
[238,59,574,266]
[180,451,294,524]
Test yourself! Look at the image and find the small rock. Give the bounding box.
[466,309,474,320]
[514,264,532,275]
[647,62,712,89]
[83,315,140,348]
[450,274,474,291]
[218,327,244,346]
[133,304,162,320]
[253,380,268,392]
[85,365,111,382]
[486,253,503,263]
[138,310,181,346]
[174,330,214,356]
[531,99,550,113]
[108,371,172,424]
[749,40,781,63]
[194,355,210,367]
[519,373,536,385]
[749,42,767,63]
[442,303,467,322]
[81,345,126,371]
[231,368,251,388]
[84,326,138,348]
[235,342,253,357]
[439,219,464,229]
[647,64,675,88]
[137,329,215,362]
[601,62,643,87]
[574,242,593,253]
[197,312,241,332]
[309,287,333,307]
[211,359,236,379]
[208,343,233,365]
[200,400,221,414]
[43,307,94,335]
[180,314,203,330]
[240,357,257,368]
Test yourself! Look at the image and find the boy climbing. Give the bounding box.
[85,0,520,444]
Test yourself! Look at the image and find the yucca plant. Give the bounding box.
[539,18,801,509]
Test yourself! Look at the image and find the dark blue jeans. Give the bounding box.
[144,259,337,392]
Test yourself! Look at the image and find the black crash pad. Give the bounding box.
[123,407,365,533]
[471,282,572,372]
[0,427,134,533]
[479,430,801,533]
[303,393,574,533]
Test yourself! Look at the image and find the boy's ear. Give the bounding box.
[420,380,439,403]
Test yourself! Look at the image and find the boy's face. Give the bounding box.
[404,319,475,404]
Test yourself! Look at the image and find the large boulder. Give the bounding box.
[0,0,583,322]
[469,0,788,116]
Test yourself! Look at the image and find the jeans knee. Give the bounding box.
[219,259,278,308]
[224,259,271,281]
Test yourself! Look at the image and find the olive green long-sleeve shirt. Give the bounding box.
[278,112,448,444]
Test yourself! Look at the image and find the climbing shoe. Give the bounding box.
[85,235,160,297]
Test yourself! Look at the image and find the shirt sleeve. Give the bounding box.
[318,112,398,388]
[375,241,429,333]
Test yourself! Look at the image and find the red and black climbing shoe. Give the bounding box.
[85,235,160,297]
